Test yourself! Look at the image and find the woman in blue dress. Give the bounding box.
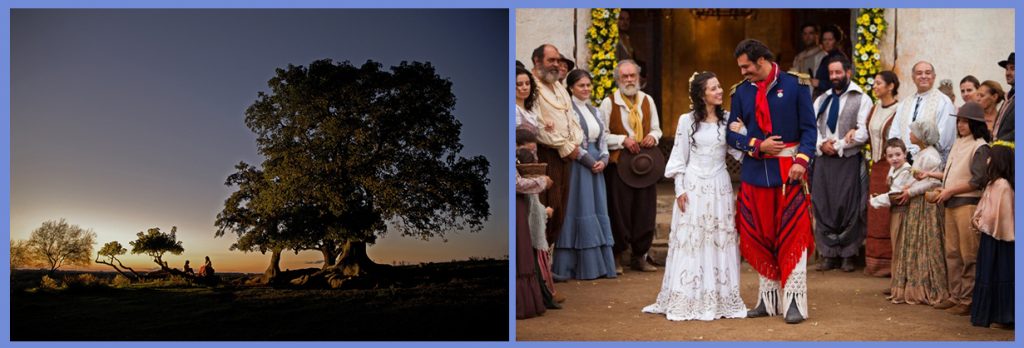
[551,69,617,280]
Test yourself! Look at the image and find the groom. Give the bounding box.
[727,39,818,324]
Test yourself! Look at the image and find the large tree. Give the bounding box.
[26,219,97,274]
[217,59,489,283]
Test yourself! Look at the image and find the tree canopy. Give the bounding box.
[26,219,97,273]
[95,241,141,280]
[10,240,34,270]
[216,59,490,281]
[130,227,184,270]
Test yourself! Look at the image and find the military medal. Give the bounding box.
[776,89,784,98]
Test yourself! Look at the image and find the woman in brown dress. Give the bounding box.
[864,71,900,277]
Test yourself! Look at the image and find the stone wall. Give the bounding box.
[515,8,589,70]
[878,8,1015,103]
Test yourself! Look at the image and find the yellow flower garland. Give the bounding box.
[855,8,886,100]
[587,8,620,103]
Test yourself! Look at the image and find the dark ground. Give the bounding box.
[11,259,508,341]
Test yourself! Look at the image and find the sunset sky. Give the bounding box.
[11,9,508,273]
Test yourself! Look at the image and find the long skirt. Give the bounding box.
[889,196,949,305]
[552,142,617,280]
[516,194,545,319]
[970,234,1014,327]
[865,160,892,276]
[642,165,746,321]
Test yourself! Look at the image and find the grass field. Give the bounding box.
[11,259,508,341]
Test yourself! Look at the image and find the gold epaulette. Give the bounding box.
[787,70,812,86]
[729,80,747,96]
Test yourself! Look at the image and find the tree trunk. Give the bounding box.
[320,241,337,269]
[263,247,282,283]
[114,257,142,280]
[95,257,135,281]
[334,240,376,277]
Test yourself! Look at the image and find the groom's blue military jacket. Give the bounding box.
[726,67,818,188]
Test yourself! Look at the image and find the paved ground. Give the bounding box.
[516,262,1014,341]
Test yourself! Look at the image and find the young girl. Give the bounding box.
[970,141,1014,329]
[888,120,950,305]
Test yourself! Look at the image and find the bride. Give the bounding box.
[642,71,747,321]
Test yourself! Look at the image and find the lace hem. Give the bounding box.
[643,288,748,321]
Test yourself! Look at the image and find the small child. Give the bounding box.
[870,138,914,208]
[515,126,561,308]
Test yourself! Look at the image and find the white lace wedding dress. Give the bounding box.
[641,112,748,321]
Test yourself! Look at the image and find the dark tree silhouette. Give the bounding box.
[130,227,185,273]
[216,59,490,285]
[95,241,142,281]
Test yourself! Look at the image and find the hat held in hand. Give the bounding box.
[617,146,666,188]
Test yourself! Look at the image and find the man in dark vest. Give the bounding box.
[810,55,874,272]
[993,52,1014,142]
[727,39,817,324]
[598,59,662,274]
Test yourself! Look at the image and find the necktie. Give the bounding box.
[912,96,922,122]
[826,91,843,133]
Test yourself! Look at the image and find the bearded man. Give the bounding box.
[810,55,873,272]
[531,44,584,247]
[598,59,662,274]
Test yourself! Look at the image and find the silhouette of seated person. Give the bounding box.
[183,260,195,276]
[197,256,215,277]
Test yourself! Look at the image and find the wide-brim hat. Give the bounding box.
[998,52,1014,69]
[559,54,576,71]
[951,101,986,122]
[617,146,666,188]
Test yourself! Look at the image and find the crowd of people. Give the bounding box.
[515,24,1014,330]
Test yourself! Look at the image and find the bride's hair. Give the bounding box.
[688,71,726,148]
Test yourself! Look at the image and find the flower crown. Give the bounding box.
[992,140,1015,150]
[687,71,704,110]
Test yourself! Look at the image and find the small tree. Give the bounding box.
[10,240,34,271]
[95,241,142,281]
[26,219,97,274]
[129,227,184,271]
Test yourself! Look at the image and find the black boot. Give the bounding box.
[747,300,770,318]
[840,257,856,272]
[815,257,838,271]
[784,299,804,324]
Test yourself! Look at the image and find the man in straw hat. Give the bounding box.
[727,39,817,324]
[599,59,663,274]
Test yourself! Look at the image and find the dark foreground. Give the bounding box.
[11,259,508,341]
